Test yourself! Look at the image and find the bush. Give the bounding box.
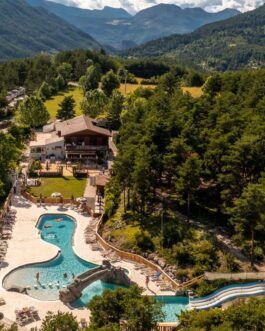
[171,243,191,266]
[223,253,239,272]
[141,77,159,85]
[176,268,189,280]
[134,230,155,252]
[88,285,164,330]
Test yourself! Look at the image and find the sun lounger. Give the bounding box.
[0,298,6,305]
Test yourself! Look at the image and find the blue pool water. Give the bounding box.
[156,296,189,322]
[3,214,188,321]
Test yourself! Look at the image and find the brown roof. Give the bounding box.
[95,174,110,187]
[56,115,111,137]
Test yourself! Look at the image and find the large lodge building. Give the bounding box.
[30,115,114,164]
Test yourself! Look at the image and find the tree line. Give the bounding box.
[106,68,265,268]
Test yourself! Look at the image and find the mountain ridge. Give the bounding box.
[123,4,265,71]
[26,0,239,49]
[0,0,100,61]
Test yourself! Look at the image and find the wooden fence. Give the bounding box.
[205,271,265,281]
[96,216,180,291]
[21,190,74,205]
[156,322,180,331]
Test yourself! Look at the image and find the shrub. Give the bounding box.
[134,230,155,252]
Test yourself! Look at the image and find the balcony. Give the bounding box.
[65,144,108,152]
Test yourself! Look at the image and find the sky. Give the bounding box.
[49,0,264,13]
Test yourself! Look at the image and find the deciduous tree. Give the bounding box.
[101,70,120,97]
[19,96,49,128]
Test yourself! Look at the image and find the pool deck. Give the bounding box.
[0,194,174,329]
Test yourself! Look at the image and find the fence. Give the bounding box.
[121,321,179,331]
[205,271,265,281]
[156,323,180,331]
[122,323,179,331]
[21,190,74,205]
[96,216,180,291]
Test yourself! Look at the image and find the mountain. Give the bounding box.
[26,0,239,49]
[0,0,100,62]
[124,5,265,71]
[26,0,131,19]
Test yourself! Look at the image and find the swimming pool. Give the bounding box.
[3,214,188,321]
[156,296,189,322]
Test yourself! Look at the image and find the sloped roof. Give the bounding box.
[95,174,110,187]
[56,115,111,137]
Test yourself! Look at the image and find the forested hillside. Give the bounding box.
[124,4,265,71]
[105,69,265,273]
[0,0,100,61]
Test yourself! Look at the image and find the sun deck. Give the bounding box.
[0,194,175,329]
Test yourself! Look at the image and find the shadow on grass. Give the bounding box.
[47,86,77,101]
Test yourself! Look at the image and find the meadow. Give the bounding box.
[45,83,202,119]
[30,176,87,198]
[45,86,83,119]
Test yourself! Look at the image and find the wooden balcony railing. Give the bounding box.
[66,145,108,151]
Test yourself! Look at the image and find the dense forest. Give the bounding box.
[105,68,265,275]
[124,4,265,71]
[0,49,117,92]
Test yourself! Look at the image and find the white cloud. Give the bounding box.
[48,0,264,13]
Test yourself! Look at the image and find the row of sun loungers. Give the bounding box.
[0,209,17,265]
[15,306,40,326]
[132,263,175,292]
[84,219,99,244]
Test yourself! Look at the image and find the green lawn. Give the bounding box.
[30,177,87,198]
[45,86,83,119]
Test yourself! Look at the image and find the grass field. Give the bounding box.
[119,82,156,95]
[45,86,83,119]
[30,176,87,198]
[45,84,202,120]
[119,80,203,98]
[182,87,203,98]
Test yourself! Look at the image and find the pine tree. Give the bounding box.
[56,96,76,120]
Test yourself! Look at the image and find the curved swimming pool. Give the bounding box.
[3,214,188,321]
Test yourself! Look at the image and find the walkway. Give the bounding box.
[83,171,100,210]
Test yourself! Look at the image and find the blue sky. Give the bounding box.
[49,0,264,13]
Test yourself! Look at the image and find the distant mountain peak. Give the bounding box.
[124,3,265,71]
[26,0,240,50]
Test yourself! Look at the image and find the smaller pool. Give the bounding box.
[156,296,189,322]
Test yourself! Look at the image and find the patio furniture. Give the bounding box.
[51,192,62,198]
[76,197,88,204]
